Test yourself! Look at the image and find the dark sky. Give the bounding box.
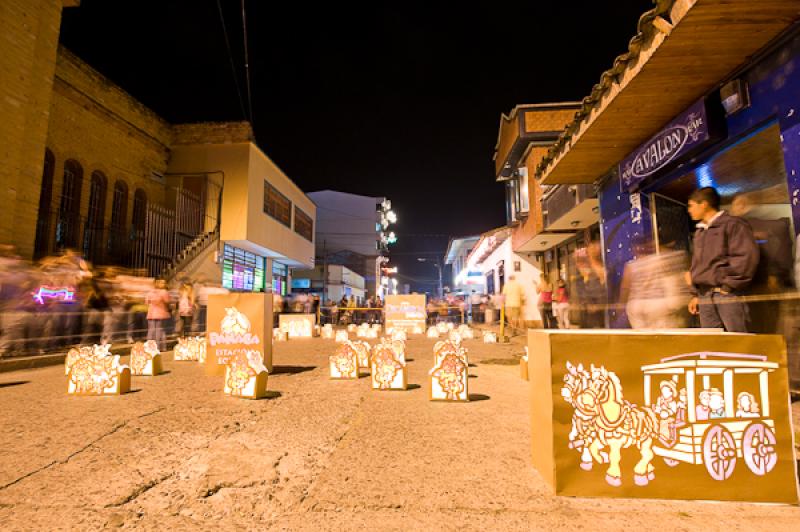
[60,0,653,292]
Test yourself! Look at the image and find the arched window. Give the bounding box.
[84,171,108,261]
[56,159,83,250]
[132,188,147,235]
[34,149,55,259]
[107,180,129,262]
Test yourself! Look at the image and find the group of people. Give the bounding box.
[0,246,226,357]
[319,296,384,326]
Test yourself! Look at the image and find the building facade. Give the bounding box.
[308,190,395,299]
[533,1,800,379]
[1,1,316,295]
[443,235,482,294]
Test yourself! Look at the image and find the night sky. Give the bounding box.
[60,0,654,292]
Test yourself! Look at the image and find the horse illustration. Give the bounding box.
[221,307,250,335]
[562,362,659,487]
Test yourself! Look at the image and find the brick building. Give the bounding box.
[1,1,315,288]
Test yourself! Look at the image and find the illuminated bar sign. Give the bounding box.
[619,99,713,190]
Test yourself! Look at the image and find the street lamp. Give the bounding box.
[417,257,443,298]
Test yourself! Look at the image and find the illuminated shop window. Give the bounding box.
[222,244,266,292]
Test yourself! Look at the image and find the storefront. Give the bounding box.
[599,30,800,337]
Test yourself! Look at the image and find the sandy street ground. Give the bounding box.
[0,334,799,531]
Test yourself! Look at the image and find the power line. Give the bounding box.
[215,0,247,121]
[240,0,255,128]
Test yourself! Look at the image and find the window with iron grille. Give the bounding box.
[263,180,291,227]
[293,206,313,241]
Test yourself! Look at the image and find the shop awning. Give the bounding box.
[515,232,576,253]
[537,0,800,185]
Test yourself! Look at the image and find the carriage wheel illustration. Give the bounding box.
[742,422,777,476]
[702,425,737,481]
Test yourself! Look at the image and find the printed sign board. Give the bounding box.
[207,293,273,376]
[529,330,798,503]
[384,294,426,332]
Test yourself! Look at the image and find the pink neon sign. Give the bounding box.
[32,286,75,305]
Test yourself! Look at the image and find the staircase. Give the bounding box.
[160,227,220,282]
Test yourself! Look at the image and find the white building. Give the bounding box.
[444,235,483,294]
[291,264,366,304]
[167,125,316,295]
[464,226,542,326]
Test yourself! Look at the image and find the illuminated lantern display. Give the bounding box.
[457,325,474,339]
[347,324,357,333]
[357,324,369,338]
[279,314,315,338]
[335,330,349,343]
[391,339,406,364]
[427,327,440,339]
[429,340,469,402]
[365,328,379,339]
[329,341,360,379]
[371,323,382,331]
[446,322,455,331]
[436,322,449,334]
[483,331,498,344]
[223,349,269,399]
[370,338,407,390]
[448,331,462,344]
[412,325,424,335]
[321,325,335,340]
[273,327,288,342]
[391,329,407,342]
[353,340,372,374]
[65,345,131,396]
[174,336,206,361]
[129,340,163,376]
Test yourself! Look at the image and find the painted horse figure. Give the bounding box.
[563,362,659,487]
[561,362,607,471]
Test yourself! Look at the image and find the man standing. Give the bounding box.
[502,275,523,332]
[687,187,759,332]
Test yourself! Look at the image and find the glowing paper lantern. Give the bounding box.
[174,336,206,361]
[483,331,497,344]
[412,325,424,335]
[129,340,163,376]
[427,327,440,339]
[390,339,406,364]
[436,322,449,334]
[273,328,288,342]
[321,325,335,340]
[347,324,357,333]
[335,330,349,343]
[430,339,469,401]
[370,338,407,390]
[371,323,382,331]
[224,349,269,399]
[448,331,462,344]
[446,322,455,331]
[357,327,368,338]
[391,329,407,342]
[65,344,131,396]
[279,314,315,338]
[457,325,474,340]
[353,340,372,374]
[330,341,360,379]
[365,329,379,339]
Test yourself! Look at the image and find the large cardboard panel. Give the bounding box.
[384,294,426,332]
[279,313,316,338]
[207,293,273,376]
[530,330,798,503]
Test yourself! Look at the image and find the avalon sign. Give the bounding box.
[619,100,711,190]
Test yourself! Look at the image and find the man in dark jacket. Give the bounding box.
[687,187,759,332]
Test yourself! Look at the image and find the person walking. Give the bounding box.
[687,187,759,332]
[536,274,555,328]
[177,282,195,337]
[501,275,523,332]
[146,279,171,350]
[554,279,571,329]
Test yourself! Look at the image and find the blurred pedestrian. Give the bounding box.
[554,279,570,329]
[146,279,171,350]
[502,275,523,331]
[177,282,195,336]
[536,274,555,329]
[687,187,759,332]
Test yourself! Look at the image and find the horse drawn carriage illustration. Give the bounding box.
[561,351,779,487]
[642,352,778,480]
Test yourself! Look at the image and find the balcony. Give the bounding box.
[543,184,598,231]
